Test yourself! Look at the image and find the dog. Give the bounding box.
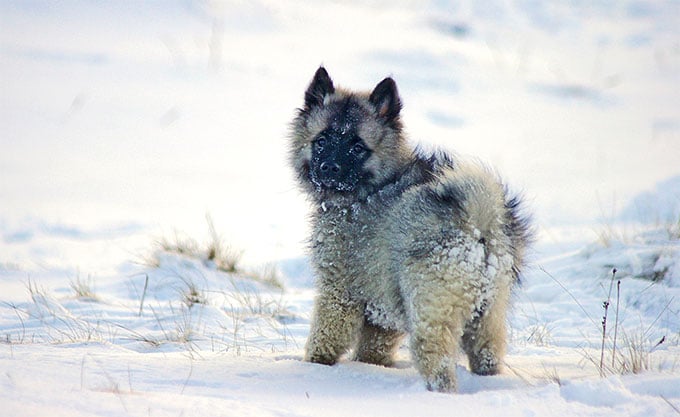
[289,67,531,392]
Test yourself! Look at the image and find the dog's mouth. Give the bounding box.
[311,176,356,192]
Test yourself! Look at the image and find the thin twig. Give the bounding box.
[502,361,534,387]
[611,279,621,368]
[138,274,149,317]
[181,358,194,395]
[662,395,680,415]
[540,266,598,328]
[643,296,676,339]
[599,268,616,376]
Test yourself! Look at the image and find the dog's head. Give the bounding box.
[290,67,410,202]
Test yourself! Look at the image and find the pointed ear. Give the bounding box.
[304,67,335,110]
[369,77,401,122]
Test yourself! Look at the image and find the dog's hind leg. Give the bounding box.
[461,284,511,376]
[353,319,404,367]
[409,313,464,392]
[405,290,466,393]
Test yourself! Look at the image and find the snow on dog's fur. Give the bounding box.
[289,67,532,392]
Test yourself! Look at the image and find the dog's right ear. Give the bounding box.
[304,67,335,110]
[369,77,401,123]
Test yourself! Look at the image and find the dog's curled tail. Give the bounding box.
[431,161,508,241]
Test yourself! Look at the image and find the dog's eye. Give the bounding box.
[315,136,326,149]
[351,143,366,155]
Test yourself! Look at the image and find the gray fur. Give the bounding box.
[289,67,531,392]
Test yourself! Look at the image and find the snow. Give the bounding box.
[2,1,680,416]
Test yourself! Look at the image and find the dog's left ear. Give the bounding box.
[304,67,335,110]
[369,77,401,122]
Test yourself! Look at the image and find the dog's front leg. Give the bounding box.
[304,289,363,365]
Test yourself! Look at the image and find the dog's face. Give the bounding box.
[290,67,410,200]
[308,122,372,192]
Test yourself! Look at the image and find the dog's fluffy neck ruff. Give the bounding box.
[313,149,457,212]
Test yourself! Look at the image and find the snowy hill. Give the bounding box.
[1,222,679,416]
[1,1,679,416]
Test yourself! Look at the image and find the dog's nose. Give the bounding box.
[320,162,341,174]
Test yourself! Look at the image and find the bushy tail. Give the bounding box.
[434,161,507,239]
[432,160,532,280]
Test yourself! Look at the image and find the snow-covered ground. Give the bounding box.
[1,1,679,416]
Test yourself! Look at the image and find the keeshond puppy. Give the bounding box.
[289,67,531,392]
